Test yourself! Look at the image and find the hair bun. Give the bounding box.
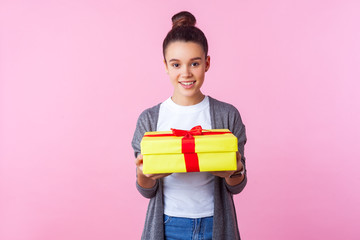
[171,11,196,29]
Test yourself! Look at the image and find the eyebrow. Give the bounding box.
[169,57,202,62]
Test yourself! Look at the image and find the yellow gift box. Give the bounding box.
[140,126,238,174]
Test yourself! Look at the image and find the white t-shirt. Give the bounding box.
[157,96,214,218]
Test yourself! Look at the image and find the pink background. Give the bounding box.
[1,0,359,239]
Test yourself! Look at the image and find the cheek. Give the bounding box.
[168,72,179,82]
[194,69,205,79]
[169,70,180,78]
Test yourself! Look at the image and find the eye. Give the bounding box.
[191,62,200,67]
[172,63,180,68]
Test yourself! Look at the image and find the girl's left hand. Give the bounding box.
[209,152,243,178]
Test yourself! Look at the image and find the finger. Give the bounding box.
[145,173,157,178]
[147,174,162,179]
[238,162,243,171]
[210,171,233,178]
[135,154,144,166]
[236,151,241,161]
[145,173,170,179]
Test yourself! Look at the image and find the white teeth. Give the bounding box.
[181,81,195,86]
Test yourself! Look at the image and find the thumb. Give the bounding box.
[135,154,143,166]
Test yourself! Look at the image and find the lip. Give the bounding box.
[179,81,196,89]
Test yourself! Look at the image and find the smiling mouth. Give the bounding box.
[179,81,196,86]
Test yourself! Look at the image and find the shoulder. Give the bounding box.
[138,103,161,121]
[135,103,161,132]
[208,96,241,116]
[208,96,245,131]
[132,103,162,153]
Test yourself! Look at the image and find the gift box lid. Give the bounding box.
[141,128,238,155]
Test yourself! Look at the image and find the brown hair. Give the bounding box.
[162,11,208,60]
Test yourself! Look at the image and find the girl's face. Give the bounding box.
[164,41,210,106]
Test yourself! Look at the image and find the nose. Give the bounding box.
[181,65,192,78]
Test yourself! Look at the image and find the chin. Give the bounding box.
[181,90,201,98]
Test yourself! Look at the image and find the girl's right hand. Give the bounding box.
[135,154,172,180]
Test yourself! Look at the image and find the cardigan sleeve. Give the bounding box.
[131,110,148,159]
[131,106,160,199]
[136,180,159,199]
[225,105,248,194]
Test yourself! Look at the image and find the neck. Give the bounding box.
[171,92,205,106]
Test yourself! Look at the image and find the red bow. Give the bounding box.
[171,125,203,137]
[169,126,203,172]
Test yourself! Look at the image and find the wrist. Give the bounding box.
[136,167,156,188]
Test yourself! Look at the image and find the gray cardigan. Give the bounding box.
[131,96,247,240]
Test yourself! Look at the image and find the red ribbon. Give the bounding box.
[172,126,202,172]
[144,126,230,172]
[171,125,203,137]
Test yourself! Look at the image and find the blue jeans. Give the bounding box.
[164,214,213,240]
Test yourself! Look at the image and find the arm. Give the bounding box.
[210,106,248,194]
[132,109,164,198]
[225,108,248,194]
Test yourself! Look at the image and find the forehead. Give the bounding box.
[165,41,205,60]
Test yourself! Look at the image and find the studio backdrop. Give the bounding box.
[1,0,359,239]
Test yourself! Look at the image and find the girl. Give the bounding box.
[132,11,247,240]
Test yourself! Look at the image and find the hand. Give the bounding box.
[135,154,172,180]
[209,151,243,178]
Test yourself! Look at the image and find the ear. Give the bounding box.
[205,55,211,72]
[164,59,169,74]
